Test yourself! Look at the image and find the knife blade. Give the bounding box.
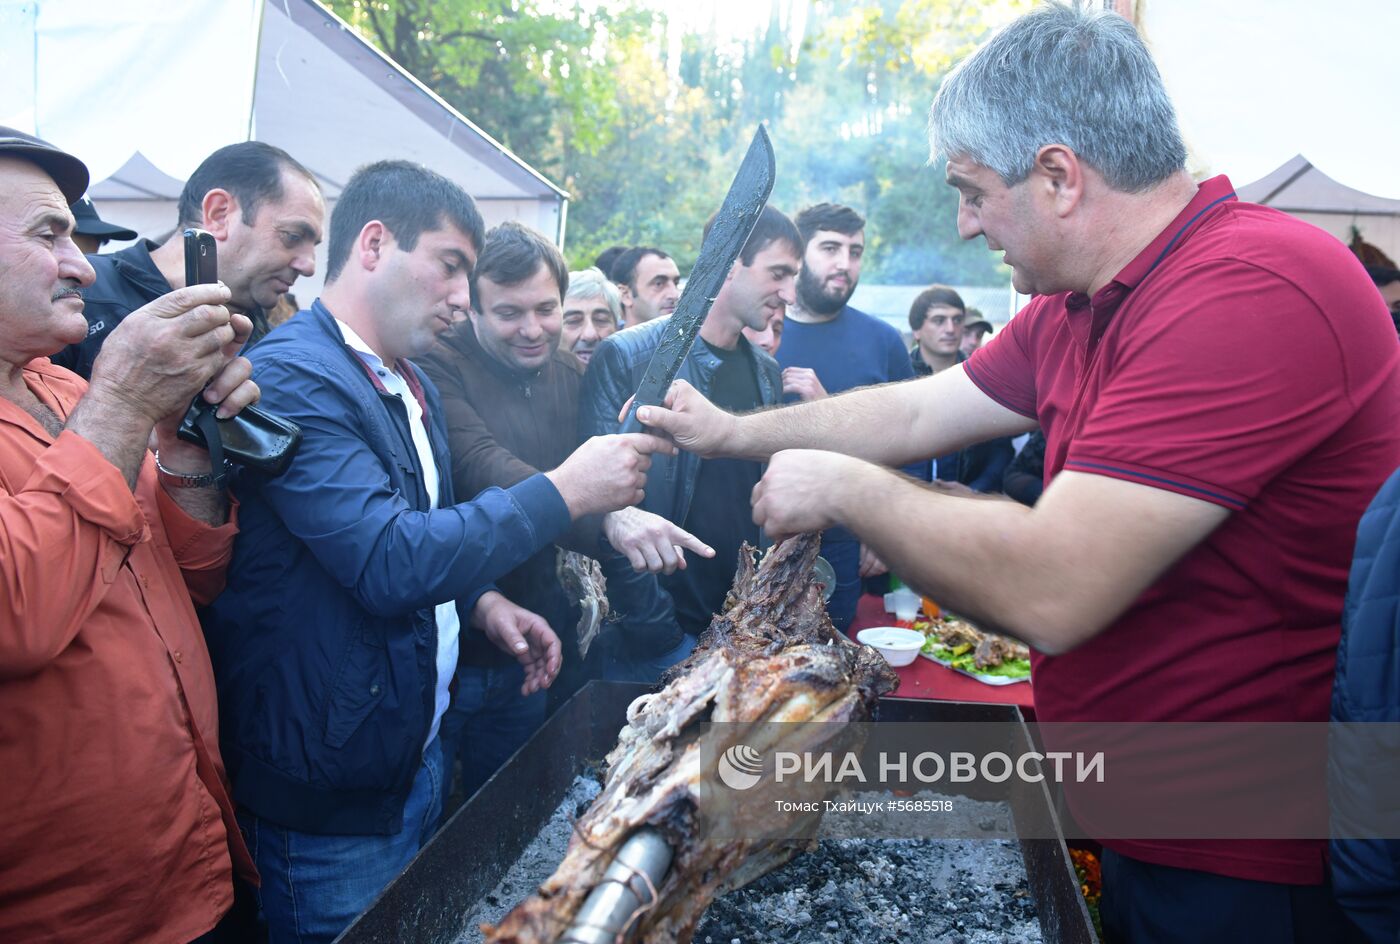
[619,125,776,434]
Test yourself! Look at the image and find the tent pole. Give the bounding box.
[248,0,269,141]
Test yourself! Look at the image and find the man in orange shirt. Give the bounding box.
[0,128,262,942]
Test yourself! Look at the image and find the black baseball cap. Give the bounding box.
[72,196,137,242]
[0,125,89,204]
[1365,264,1400,288]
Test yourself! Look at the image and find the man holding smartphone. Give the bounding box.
[0,128,262,943]
[52,140,325,378]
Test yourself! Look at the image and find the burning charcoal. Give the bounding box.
[695,837,1041,944]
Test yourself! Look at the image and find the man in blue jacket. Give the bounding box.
[1330,465,1400,942]
[202,160,668,943]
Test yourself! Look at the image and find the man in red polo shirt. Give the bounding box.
[637,5,1400,942]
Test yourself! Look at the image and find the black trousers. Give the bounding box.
[188,876,264,944]
[1100,848,1367,944]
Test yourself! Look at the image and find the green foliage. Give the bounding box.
[759,0,1025,284]
[328,0,1027,285]
[327,0,651,178]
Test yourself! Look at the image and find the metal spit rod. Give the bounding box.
[558,828,673,944]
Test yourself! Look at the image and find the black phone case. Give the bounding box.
[178,228,303,476]
[177,401,303,476]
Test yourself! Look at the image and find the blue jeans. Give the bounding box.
[239,739,444,944]
[545,630,602,717]
[441,662,546,801]
[600,629,697,685]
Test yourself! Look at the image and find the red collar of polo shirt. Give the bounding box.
[1065,175,1239,315]
[348,349,432,421]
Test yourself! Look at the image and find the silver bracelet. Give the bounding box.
[154,451,232,490]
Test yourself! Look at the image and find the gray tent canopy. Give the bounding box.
[1237,155,1400,265]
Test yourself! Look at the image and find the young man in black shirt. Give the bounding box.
[670,335,765,632]
[580,207,801,645]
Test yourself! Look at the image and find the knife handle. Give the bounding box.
[619,405,645,435]
[620,373,673,435]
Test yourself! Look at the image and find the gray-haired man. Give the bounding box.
[0,126,260,943]
[560,265,620,365]
[636,6,1397,940]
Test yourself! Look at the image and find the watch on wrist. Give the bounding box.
[154,451,233,490]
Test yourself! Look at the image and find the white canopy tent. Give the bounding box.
[0,0,568,300]
[1237,155,1400,265]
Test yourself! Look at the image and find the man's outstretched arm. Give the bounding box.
[751,453,1228,656]
[637,365,1035,468]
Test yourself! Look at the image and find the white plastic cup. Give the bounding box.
[884,587,920,623]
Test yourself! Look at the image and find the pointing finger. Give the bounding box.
[617,394,636,425]
[672,527,715,559]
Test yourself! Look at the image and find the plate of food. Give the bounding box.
[913,616,1031,686]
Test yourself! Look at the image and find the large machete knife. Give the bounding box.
[619,125,775,434]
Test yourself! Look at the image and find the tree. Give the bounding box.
[326,0,652,181]
[759,0,1028,283]
[327,0,1028,285]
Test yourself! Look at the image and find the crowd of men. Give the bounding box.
[3,3,1400,943]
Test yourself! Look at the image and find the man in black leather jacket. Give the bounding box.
[579,206,800,653]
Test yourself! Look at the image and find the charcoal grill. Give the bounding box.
[335,682,1098,944]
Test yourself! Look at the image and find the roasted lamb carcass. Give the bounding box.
[483,533,897,944]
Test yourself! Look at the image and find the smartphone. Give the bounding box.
[178,228,229,455]
[184,228,218,286]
